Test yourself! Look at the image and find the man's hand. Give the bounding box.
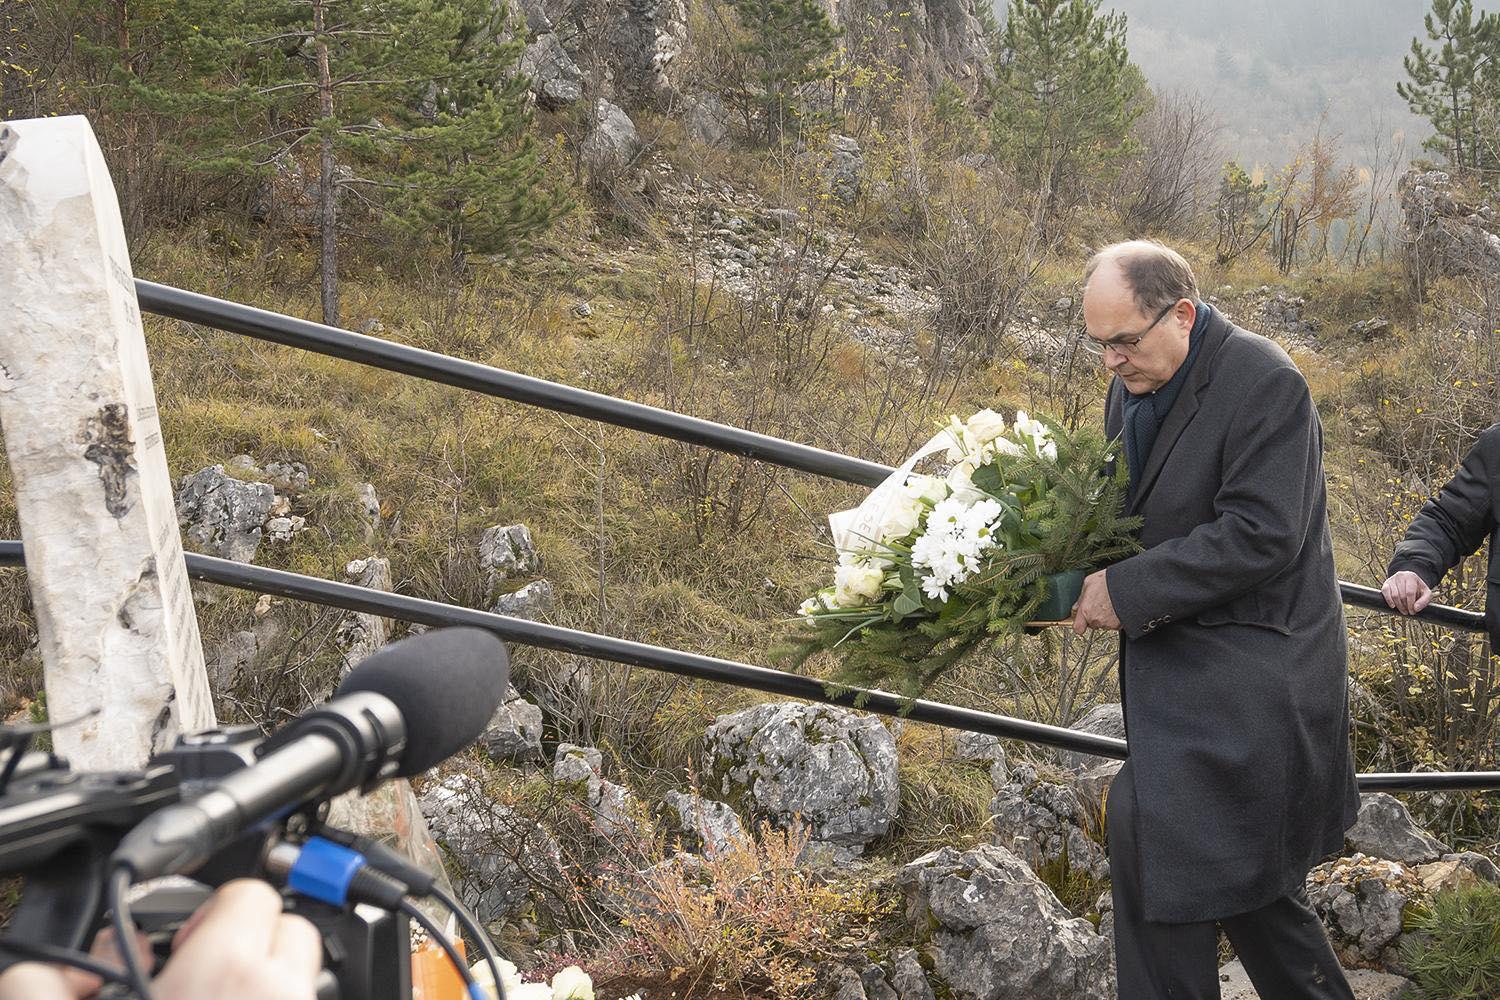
[1381,570,1433,616]
[1072,569,1121,635]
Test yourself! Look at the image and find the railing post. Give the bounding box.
[0,116,215,768]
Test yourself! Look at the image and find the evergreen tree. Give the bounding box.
[1398,0,1500,173]
[988,0,1146,224]
[726,0,841,143]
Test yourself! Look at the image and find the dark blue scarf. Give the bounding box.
[1122,302,1212,500]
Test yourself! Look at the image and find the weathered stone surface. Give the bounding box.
[898,845,1112,1000]
[177,466,277,563]
[704,703,899,857]
[478,523,542,598]
[1306,854,1430,973]
[418,771,563,924]
[601,0,688,107]
[1400,168,1500,282]
[887,947,935,1000]
[336,557,392,676]
[357,482,380,542]
[1346,793,1448,864]
[553,742,603,803]
[1056,703,1126,773]
[824,134,865,206]
[990,763,1109,881]
[520,33,583,108]
[1348,317,1392,340]
[551,742,644,840]
[684,93,729,146]
[0,116,215,767]
[580,100,641,178]
[492,579,556,619]
[1414,850,1500,893]
[661,790,749,858]
[480,685,544,764]
[825,0,992,90]
[954,730,1009,789]
[1217,958,1414,999]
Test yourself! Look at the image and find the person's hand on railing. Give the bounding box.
[1381,570,1434,616]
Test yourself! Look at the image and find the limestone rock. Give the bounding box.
[990,763,1109,881]
[551,742,643,840]
[580,100,641,178]
[492,579,555,619]
[704,702,899,857]
[1306,854,1430,973]
[520,33,583,108]
[824,134,865,206]
[336,557,392,676]
[661,790,749,858]
[481,685,544,764]
[1056,702,1126,773]
[887,947,935,1000]
[177,465,277,563]
[601,0,687,107]
[684,93,729,146]
[954,730,1009,789]
[262,459,310,491]
[1348,317,1392,340]
[478,523,541,598]
[1414,851,1500,893]
[1400,167,1500,282]
[553,742,603,803]
[417,772,563,924]
[898,845,1112,1000]
[1217,958,1414,999]
[1346,793,1448,864]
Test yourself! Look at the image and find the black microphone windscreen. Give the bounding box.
[335,627,509,776]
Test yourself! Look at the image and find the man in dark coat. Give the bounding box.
[1382,423,1500,651]
[1071,240,1360,999]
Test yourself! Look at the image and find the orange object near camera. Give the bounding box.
[411,936,469,1000]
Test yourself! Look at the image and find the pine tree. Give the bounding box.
[1398,0,1500,173]
[726,0,841,143]
[988,0,1146,225]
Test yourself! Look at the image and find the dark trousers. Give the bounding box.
[1107,761,1355,1000]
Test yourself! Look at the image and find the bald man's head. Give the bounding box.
[1081,240,1200,394]
[1084,240,1200,315]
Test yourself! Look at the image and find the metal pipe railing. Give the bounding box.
[135,280,1491,637]
[1,541,1494,790]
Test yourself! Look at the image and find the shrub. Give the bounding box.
[1401,883,1500,1000]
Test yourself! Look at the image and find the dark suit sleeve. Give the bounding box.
[1105,364,1321,638]
[1386,425,1498,588]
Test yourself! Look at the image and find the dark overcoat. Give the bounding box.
[1102,306,1360,923]
[1386,422,1500,652]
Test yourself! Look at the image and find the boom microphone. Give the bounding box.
[112,627,508,881]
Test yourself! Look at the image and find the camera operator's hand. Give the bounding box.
[154,879,322,1000]
[0,880,321,1000]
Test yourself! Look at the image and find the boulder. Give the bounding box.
[480,685,544,764]
[417,772,563,924]
[553,742,603,803]
[1414,850,1500,893]
[492,579,556,619]
[520,33,583,109]
[684,93,729,146]
[897,845,1113,1000]
[1055,703,1126,773]
[176,465,277,563]
[551,742,643,840]
[478,523,542,598]
[580,100,642,178]
[989,763,1110,881]
[1346,793,1448,864]
[336,557,392,676]
[953,730,1008,789]
[661,790,749,858]
[887,947,936,1000]
[1348,317,1392,340]
[601,0,688,107]
[1306,854,1430,973]
[824,134,865,206]
[1217,958,1414,999]
[703,703,898,858]
[1400,167,1500,282]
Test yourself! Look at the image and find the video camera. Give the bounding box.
[0,627,511,1000]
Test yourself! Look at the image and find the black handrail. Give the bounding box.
[1,541,1495,790]
[135,280,1489,637]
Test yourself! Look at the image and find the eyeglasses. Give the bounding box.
[1079,302,1176,358]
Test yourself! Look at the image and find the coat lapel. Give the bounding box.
[1126,311,1232,515]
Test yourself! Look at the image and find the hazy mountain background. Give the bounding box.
[1008,0,1446,173]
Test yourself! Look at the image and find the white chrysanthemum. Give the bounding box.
[910,497,1004,600]
[551,966,595,1000]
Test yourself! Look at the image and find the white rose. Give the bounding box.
[834,563,885,604]
[879,493,925,541]
[904,473,948,506]
[551,967,595,1000]
[966,408,1008,444]
[469,959,524,1000]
